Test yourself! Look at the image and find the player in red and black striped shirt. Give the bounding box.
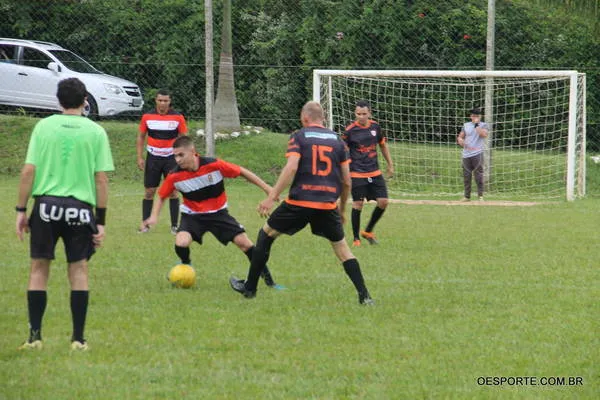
[142,136,279,288]
[342,100,394,246]
[136,90,187,234]
[230,101,373,305]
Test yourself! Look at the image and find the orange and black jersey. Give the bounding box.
[158,157,241,214]
[342,120,385,178]
[139,109,187,157]
[285,125,350,210]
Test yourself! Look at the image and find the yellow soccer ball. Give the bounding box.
[167,264,196,289]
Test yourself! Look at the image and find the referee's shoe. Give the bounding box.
[18,340,43,350]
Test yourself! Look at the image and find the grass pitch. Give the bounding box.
[0,115,598,399]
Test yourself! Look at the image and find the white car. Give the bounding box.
[0,38,143,117]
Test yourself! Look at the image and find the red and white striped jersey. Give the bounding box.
[158,157,241,214]
[139,109,187,157]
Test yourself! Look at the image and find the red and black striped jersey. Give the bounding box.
[342,120,385,178]
[139,109,187,157]
[158,157,241,214]
[285,125,350,210]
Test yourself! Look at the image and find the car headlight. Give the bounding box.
[104,83,124,95]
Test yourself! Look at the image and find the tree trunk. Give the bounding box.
[214,0,241,131]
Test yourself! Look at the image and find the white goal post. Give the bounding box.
[313,69,586,201]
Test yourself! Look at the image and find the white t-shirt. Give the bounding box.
[462,121,488,158]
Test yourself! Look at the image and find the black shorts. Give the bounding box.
[144,153,177,188]
[29,196,97,262]
[178,209,245,245]
[351,175,388,202]
[267,202,345,242]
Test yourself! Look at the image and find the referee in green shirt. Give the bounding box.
[16,77,114,351]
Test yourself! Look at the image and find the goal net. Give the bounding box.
[313,70,586,201]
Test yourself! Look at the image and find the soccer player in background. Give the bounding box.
[137,89,187,234]
[142,136,279,288]
[230,101,373,305]
[456,107,488,201]
[16,77,114,351]
[342,100,393,247]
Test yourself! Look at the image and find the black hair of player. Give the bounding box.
[56,78,87,109]
[356,100,371,110]
[173,135,194,149]
[470,107,482,115]
[156,89,171,97]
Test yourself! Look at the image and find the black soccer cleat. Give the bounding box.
[261,269,276,287]
[229,276,256,298]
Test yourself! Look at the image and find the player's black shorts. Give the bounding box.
[29,196,97,262]
[144,153,177,188]
[267,201,345,242]
[178,209,245,245]
[351,175,388,202]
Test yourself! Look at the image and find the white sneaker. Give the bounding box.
[71,340,89,351]
[18,340,43,350]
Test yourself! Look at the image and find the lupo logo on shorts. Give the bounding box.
[39,203,92,226]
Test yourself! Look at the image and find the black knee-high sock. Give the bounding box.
[351,209,361,240]
[70,290,89,343]
[245,230,275,292]
[245,246,275,285]
[365,206,386,233]
[342,258,369,298]
[169,198,180,227]
[142,199,153,221]
[27,290,47,341]
[175,245,191,264]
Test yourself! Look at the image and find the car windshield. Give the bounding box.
[48,49,100,73]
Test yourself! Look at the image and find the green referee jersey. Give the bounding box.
[25,114,114,206]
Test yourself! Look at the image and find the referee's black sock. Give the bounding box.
[27,290,47,342]
[142,199,153,221]
[70,290,89,343]
[245,246,275,286]
[175,245,191,265]
[169,198,180,227]
[365,206,386,233]
[245,230,275,292]
[342,258,370,299]
[351,209,361,240]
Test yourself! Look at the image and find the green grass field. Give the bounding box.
[386,141,581,200]
[0,116,598,399]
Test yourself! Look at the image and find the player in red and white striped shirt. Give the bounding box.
[142,136,279,287]
[136,90,187,234]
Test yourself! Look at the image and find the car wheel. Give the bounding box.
[83,94,99,119]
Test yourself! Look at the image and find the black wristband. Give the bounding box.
[16,206,27,212]
[95,207,107,225]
